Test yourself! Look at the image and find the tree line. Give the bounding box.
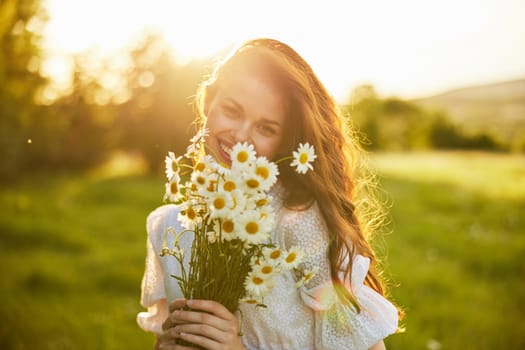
[342,85,509,153]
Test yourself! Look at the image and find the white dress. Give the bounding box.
[137,186,399,349]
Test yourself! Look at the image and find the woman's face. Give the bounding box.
[204,61,287,166]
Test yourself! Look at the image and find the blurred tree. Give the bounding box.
[344,85,433,150]
[45,54,119,169]
[116,32,212,173]
[0,0,48,181]
[344,84,506,152]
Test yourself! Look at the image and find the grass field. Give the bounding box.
[1,152,524,349]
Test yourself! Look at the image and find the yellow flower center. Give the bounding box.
[261,266,273,274]
[256,166,269,179]
[245,299,258,304]
[170,182,178,193]
[246,179,259,189]
[187,207,196,220]
[222,220,234,233]
[214,197,226,209]
[256,198,267,206]
[245,222,259,234]
[286,252,297,263]
[207,180,216,192]
[195,162,206,172]
[223,181,236,192]
[197,176,206,185]
[270,250,281,259]
[299,153,308,164]
[237,151,248,163]
[171,161,178,172]
[252,276,264,285]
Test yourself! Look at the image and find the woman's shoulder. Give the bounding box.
[279,201,324,227]
[278,201,329,249]
[147,204,180,225]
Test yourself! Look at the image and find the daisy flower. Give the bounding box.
[220,175,239,192]
[189,128,209,144]
[244,271,275,297]
[229,189,247,215]
[249,193,272,210]
[282,246,305,269]
[165,152,183,180]
[178,203,201,229]
[218,218,239,241]
[207,190,234,219]
[236,209,271,245]
[193,154,213,174]
[252,262,278,280]
[185,141,202,159]
[262,247,284,266]
[164,174,184,202]
[191,169,217,194]
[241,173,262,195]
[295,268,318,288]
[290,142,316,174]
[254,157,279,190]
[231,142,256,171]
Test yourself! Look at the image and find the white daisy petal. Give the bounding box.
[231,142,256,171]
[290,142,317,174]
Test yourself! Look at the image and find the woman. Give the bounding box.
[138,38,401,349]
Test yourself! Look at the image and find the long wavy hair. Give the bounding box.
[195,38,395,312]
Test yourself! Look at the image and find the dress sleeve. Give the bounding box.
[136,205,177,335]
[279,203,399,349]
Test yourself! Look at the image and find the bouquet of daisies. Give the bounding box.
[160,128,317,313]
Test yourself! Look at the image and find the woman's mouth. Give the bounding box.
[217,140,232,164]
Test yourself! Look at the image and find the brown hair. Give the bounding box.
[196,38,394,312]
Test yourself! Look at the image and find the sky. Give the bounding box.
[42,0,525,102]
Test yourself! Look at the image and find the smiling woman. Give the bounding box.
[138,37,402,350]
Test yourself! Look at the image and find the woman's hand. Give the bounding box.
[157,298,246,350]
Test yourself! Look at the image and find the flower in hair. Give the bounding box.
[291,142,317,174]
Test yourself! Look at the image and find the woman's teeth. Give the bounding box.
[219,142,232,155]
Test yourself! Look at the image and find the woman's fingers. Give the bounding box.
[172,323,228,343]
[161,298,243,349]
[185,299,236,321]
[163,298,188,331]
[169,298,188,313]
[176,331,220,350]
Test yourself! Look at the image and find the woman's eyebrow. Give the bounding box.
[260,118,283,129]
[223,97,244,112]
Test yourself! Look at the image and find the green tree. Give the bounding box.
[0,0,48,181]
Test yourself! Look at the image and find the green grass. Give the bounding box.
[0,173,162,350]
[1,151,524,349]
[374,152,525,349]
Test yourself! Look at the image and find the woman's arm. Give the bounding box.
[369,340,386,350]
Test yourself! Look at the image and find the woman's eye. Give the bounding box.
[258,124,277,136]
[223,105,240,119]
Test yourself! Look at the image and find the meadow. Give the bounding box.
[1,151,524,349]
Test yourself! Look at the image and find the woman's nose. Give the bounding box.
[233,122,252,143]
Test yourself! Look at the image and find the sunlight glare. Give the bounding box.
[43,0,525,101]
